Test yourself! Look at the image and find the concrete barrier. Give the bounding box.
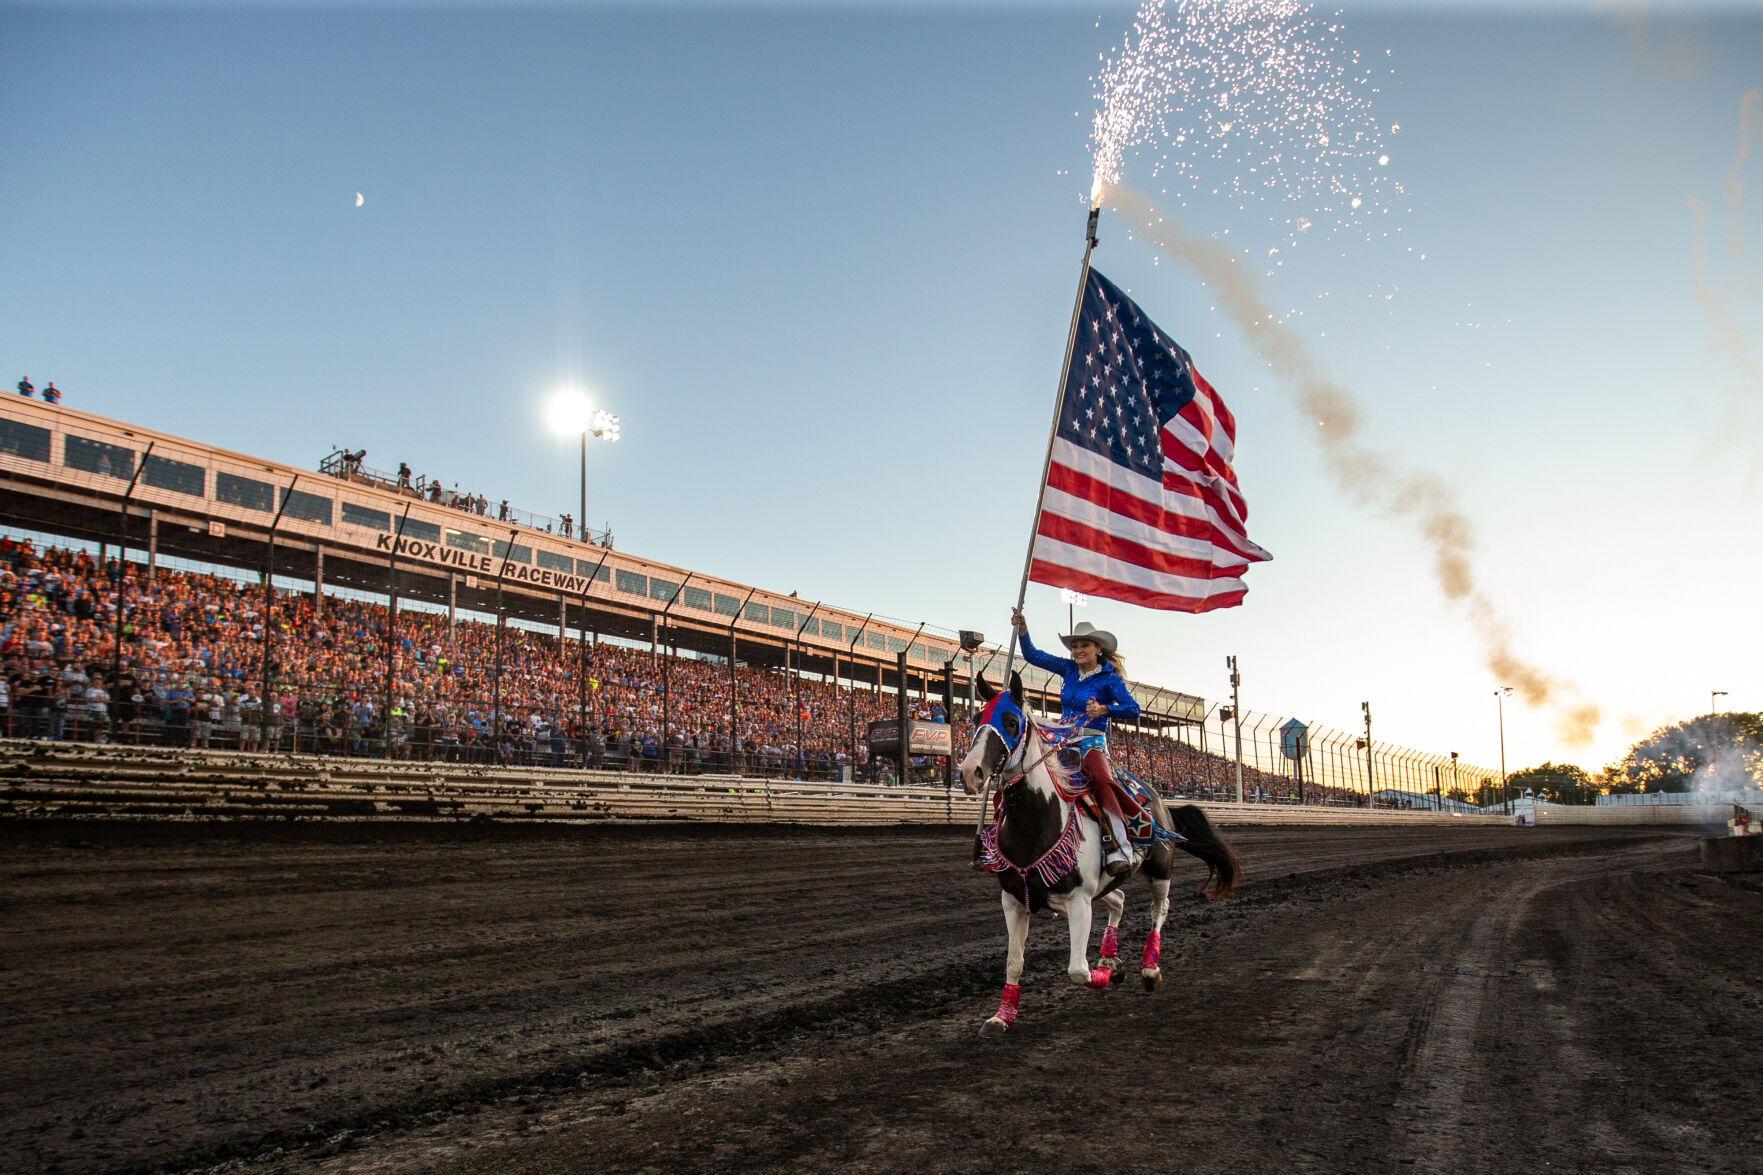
[1700,835,1763,872]
[0,740,1510,828]
[1530,801,1732,827]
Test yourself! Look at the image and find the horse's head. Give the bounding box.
[959,671,1028,796]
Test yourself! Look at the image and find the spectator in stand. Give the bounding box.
[17,377,34,398]
[426,481,442,503]
[560,513,573,539]
[397,462,412,490]
[498,500,509,522]
[474,494,487,516]
[41,382,60,405]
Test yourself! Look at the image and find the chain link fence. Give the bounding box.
[2,527,1502,806]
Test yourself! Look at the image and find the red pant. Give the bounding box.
[1082,748,1144,828]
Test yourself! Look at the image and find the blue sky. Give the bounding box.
[4,0,1760,773]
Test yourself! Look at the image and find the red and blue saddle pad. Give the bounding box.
[1115,769,1185,850]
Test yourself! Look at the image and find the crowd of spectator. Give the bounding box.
[1,537,1330,798]
[0,538,963,781]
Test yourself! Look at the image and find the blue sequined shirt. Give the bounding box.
[1019,632,1140,733]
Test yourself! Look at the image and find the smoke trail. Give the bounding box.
[1108,186,1601,744]
[1686,195,1763,388]
[1724,90,1758,266]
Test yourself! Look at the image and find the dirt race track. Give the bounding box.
[3,819,1760,1175]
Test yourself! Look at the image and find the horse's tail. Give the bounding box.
[1170,804,1239,901]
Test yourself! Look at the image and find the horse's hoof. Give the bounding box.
[980,1017,1009,1041]
[1109,966,1124,986]
[1141,967,1162,993]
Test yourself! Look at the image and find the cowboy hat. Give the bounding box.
[1059,621,1118,653]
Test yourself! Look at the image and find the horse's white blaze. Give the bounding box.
[958,727,998,796]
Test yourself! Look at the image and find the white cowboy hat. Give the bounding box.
[1059,621,1118,653]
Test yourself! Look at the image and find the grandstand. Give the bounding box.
[0,395,1493,802]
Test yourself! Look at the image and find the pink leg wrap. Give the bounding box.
[994,982,1021,1024]
[1099,925,1120,961]
[1141,929,1162,970]
[1086,968,1112,989]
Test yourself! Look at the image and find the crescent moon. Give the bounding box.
[355,193,364,207]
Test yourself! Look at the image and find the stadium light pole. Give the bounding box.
[259,475,300,752]
[791,602,823,779]
[490,526,519,754]
[109,440,154,745]
[1495,686,1513,813]
[1711,690,1728,781]
[726,586,758,774]
[1227,656,1243,804]
[383,503,412,759]
[658,573,695,775]
[576,546,615,768]
[546,391,619,541]
[846,613,874,776]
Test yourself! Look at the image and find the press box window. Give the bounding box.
[64,436,134,480]
[867,632,886,651]
[402,519,442,543]
[216,472,274,512]
[820,622,841,643]
[280,488,332,525]
[682,586,713,611]
[341,502,392,532]
[492,540,531,564]
[536,549,574,573]
[141,455,206,498]
[649,578,679,604]
[446,530,490,555]
[576,559,612,581]
[744,602,769,625]
[770,608,795,630]
[616,569,648,596]
[0,420,52,464]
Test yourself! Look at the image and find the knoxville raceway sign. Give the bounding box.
[375,531,600,595]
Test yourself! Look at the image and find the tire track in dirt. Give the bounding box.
[0,820,1700,1174]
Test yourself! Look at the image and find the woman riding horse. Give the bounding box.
[1011,608,1141,876]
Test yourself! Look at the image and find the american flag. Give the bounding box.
[1029,268,1271,612]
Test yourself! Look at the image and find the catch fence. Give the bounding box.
[3,532,1501,808]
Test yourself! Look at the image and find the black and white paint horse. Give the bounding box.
[959,672,1238,1039]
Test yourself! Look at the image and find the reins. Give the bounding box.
[999,719,1087,797]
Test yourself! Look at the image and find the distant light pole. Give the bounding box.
[1496,686,1513,812]
[1711,690,1728,781]
[547,391,620,539]
[1361,701,1374,806]
[1226,655,1243,804]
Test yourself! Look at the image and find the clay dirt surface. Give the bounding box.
[2,819,1758,1174]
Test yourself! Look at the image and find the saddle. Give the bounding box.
[1059,749,1182,853]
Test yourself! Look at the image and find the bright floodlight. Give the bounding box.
[547,390,594,436]
[589,409,620,443]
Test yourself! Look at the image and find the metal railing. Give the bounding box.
[317,450,611,545]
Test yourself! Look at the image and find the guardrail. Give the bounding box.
[0,741,1513,827]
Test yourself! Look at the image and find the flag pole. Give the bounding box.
[1001,205,1100,691]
